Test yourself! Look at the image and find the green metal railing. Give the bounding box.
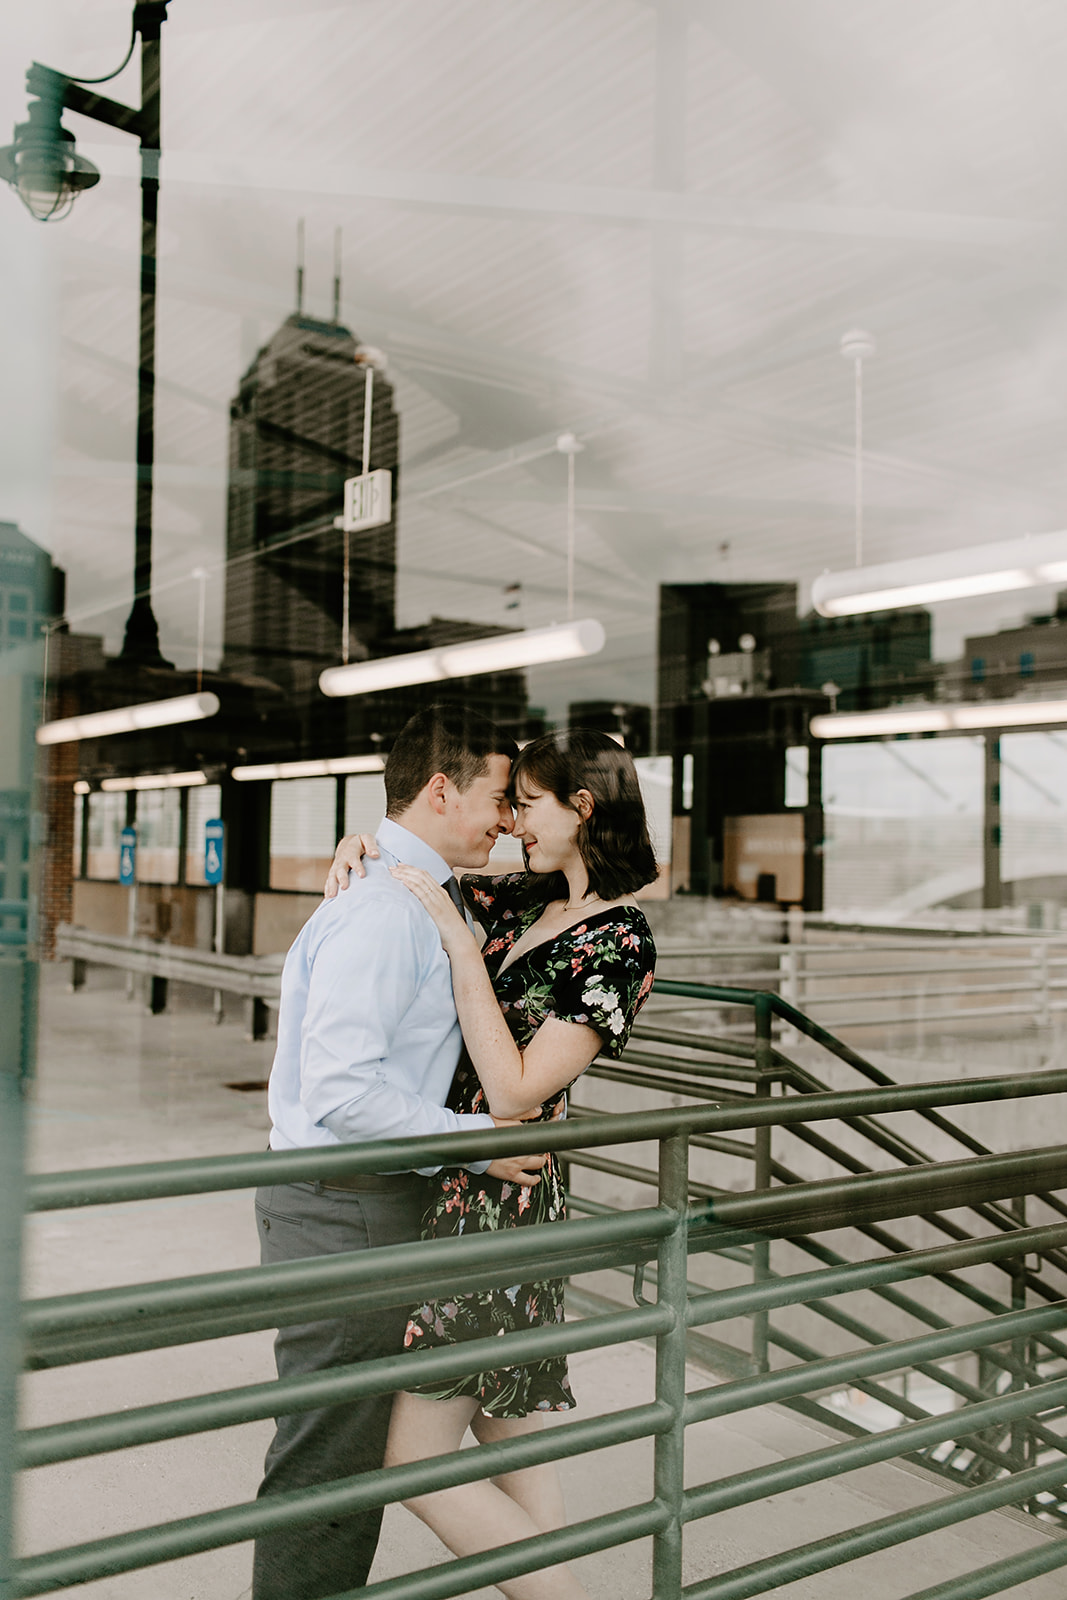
[7,983,1067,1599]
[569,983,1067,1509]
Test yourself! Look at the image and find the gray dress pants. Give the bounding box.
[251,1179,425,1600]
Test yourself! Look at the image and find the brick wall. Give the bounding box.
[37,686,78,960]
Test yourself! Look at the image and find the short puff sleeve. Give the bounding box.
[547,918,656,1061]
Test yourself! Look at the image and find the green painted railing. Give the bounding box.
[7,983,1067,1599]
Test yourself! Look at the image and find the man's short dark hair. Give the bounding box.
[384,703,518,816]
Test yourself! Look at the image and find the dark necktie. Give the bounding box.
[445,876,465,917]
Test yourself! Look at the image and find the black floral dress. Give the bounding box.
[402,872,657,1417]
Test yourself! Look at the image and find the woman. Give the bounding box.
[330,729,657,1599]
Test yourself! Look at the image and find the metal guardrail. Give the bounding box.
[54,923,283,1035]
[652,934,1067,1035]
[58,921,1067,1043]
[9,984,1067,1599]
[572,983,1067,1519]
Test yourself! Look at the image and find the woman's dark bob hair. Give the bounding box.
[510,728,659,902]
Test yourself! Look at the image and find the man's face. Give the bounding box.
[443,753,514,869]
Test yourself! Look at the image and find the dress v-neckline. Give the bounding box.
[493,903,640,980]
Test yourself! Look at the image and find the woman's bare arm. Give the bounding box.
[390,864,602,1116]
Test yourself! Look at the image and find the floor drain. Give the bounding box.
[225,1080,269,1093]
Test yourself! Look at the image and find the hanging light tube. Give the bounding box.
[232,754,386,782]
[811,530,1067,618]
[319,618,606,699]
[36,692,220,745]
[811,695,1067,740]
[100,771,207,792]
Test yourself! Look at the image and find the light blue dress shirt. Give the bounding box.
[267,816,495,1170]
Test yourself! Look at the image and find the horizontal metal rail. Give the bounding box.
[902,1540,1067,1600]
[33,1143,1067,1368]
[683,1301,1067,1430]
[16,1406,675,1594]
[26,1066,1067,1210]
[656,934,1067,1049]
[20,1304,673,1469]
[680,1455,1067,1600]
[55,924,284,994]
[684,1222,1067,1329]
[24,1209,672,1367]
[683,1372,1067,1523]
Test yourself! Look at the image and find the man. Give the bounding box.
[252,703,543,1600]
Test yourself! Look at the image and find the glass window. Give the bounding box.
[784,747,809,809]
[270,778,337,891]
[1000,733,1067,924]
[135,788,181,884]
[343,773,387,839]
[185,784,223,886]
[822,738,983,915]
[86,792,126,880]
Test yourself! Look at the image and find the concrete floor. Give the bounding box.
[15,963,1067,1599]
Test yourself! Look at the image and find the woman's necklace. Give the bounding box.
[562,895,601,912]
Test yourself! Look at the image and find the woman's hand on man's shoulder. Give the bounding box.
[323,833,380,897]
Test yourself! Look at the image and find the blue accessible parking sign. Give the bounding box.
[204,818,225,885]
[119,827,136,886]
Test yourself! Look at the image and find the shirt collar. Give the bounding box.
[376,816,454,886]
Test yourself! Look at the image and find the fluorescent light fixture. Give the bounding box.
[232,754,386,782]
[35,692,220,746]
[811,695,1067,740]
[811,530,1067,617]
[100,771,207,792]
[319,618,606,699]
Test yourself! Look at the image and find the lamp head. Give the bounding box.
[840,328,876,362]
[0,89,99,221]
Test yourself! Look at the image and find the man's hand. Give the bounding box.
[324,833,380,897]
[487,1110,549,1186]
[486,1152,548,1187]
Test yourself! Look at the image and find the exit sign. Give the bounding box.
[336,469,392,533]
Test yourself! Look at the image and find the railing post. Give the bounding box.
[0,963,30,1600]
[1010,1194,1030,1484]
[652,1131,689,1600]
[246,994,269,1041]
[1,632,37,1600]
[751,994,773,1374]
[778,944,800,1048]
[149,974,168,1015]
[1035,941,1051,1030]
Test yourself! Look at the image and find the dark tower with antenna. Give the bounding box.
[221,227,399,697]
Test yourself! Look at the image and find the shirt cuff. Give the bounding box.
[458,1110,496,1174]
[414,1111,497,1178]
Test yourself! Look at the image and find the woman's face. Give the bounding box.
[510,778,582,874]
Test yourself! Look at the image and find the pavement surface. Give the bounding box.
[15,963,1067,1599]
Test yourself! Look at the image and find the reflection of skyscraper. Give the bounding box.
[0,520,64,653]
[222,314,398,696]
[0,521,69,956]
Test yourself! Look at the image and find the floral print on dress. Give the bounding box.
[402,872,656,1417]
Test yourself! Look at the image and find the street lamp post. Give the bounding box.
[0,1,173,666]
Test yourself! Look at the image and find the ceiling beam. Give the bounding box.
[80,143,1049,249]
